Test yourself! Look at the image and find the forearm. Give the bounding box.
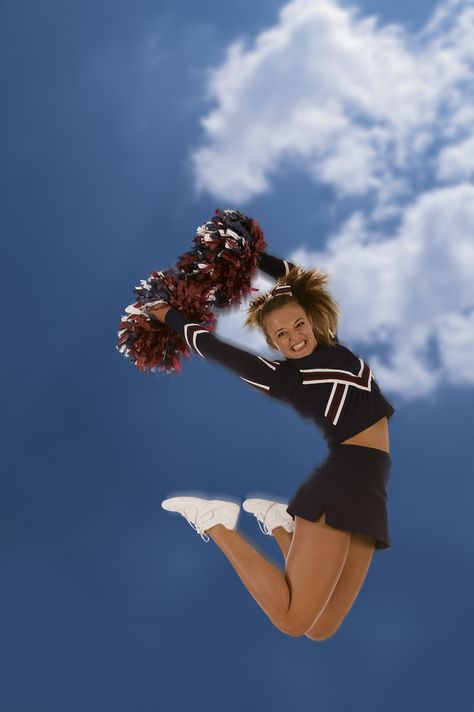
[162,306,285,395]
[158,306,302,401]
[257,252,296,280]
[163,307,271,374]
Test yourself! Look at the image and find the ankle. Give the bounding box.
[206,523,232,537]
[273,526,292,539]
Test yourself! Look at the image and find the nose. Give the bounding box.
[290,332,304,344]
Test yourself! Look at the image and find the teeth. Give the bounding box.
[292,341,306,351]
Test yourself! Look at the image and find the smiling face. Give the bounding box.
[263,302,318,359]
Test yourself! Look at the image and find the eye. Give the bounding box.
[277,320,305,337]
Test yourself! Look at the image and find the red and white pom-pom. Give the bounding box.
[117,269,216,374]
[176,208,267,309]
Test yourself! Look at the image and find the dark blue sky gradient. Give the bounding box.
[1,1,472,711]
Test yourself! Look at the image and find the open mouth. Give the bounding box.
[291,340,306,352]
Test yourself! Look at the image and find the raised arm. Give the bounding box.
[257,252,296,280]
[163,307,301,401]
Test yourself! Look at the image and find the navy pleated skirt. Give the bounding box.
[286,443,392,550]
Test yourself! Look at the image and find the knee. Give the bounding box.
[304,629,335,642]
[273,606,341,638]
[276,616,325,639]
[304,622,341,641]
[272,616,312,638]
[286,627,310,639]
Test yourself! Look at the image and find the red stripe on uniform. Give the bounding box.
[326,383,347,422]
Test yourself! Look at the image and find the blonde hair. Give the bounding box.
[244,265,341,348]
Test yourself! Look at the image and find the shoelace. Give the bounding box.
[256,502,278,536]
[183,504,216,543]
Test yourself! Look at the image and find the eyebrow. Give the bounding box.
[274,317,304,336]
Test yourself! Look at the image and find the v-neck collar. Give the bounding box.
[283,343,326,365]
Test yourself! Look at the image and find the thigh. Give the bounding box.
[282,512,351,636]
[306,531,376,639]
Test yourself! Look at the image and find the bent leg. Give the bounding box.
[208,512,350,637]
[305,531,375,640]
[273,522,376,640]
[207,526,292,623]
[281,513,350,636]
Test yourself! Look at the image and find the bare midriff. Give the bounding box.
[340,416,390,455]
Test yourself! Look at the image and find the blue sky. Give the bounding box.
[2,1,473,711]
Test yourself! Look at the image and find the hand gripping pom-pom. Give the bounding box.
[117,209,269,375]
[116,268,216,375]
[176,208,267,309]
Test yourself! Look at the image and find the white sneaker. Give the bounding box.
[242,498,294,536]
[161,496,241,543]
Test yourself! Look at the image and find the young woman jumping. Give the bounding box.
[150,251,395,641]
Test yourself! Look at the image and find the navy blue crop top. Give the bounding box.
[164,251,395,449]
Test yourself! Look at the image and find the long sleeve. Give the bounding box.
[164,307,302,401]
[257,252,296,280]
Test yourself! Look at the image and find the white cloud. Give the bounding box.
[192,0,474,399]
[437,135,474,181]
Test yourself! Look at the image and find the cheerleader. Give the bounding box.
[150,251,395,641]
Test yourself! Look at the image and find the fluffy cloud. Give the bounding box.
[191,0,474,399]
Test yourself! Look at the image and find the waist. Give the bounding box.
[340,417,390,454]
[329,442,392,462]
